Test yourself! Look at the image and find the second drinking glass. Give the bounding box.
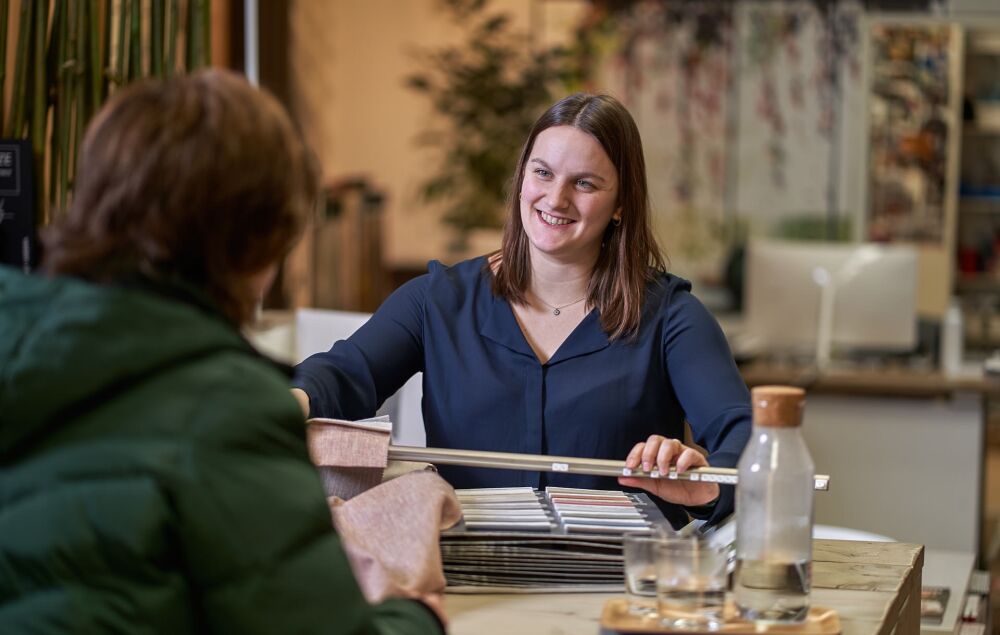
[656,535,729,630]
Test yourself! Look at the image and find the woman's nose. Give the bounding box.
[543,181,570,210]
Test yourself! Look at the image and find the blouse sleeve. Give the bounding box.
[662,286,752,523]
[292,275,428,421]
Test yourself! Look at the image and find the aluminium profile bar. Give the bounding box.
[388,445,830,491]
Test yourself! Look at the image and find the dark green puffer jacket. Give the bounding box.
[0,267,442,634]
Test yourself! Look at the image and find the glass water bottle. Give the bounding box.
[734,385,814,622]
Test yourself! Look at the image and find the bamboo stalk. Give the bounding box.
[0,0,9,133]
[75,2,89,123]
[151,0,164,76]
[68,0,86,208]
[187,0,208,69]
[116,0,128,89]
[45,1,63,97]
[30,0,48,223]
[8,0,33,138]
[78,0,92,125]
[102,0,113,97]
[198,0,210,67]
[185,0,195,69]
[59,4,77,212]
[166,0,178,76]
[51,1,69,213]
[129,0,141,80]
[89,0,104,118]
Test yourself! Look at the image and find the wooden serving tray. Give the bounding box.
[600,598,841,634]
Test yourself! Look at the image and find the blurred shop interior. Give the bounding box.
[249,1,1000,627]
[5,0,1000,630]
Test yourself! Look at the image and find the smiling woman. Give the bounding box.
[293,93,752,530]
[494,93,662,342]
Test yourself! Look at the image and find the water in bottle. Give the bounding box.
[734,385,814,622]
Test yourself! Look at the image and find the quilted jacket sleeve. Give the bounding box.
[170,357,442,635]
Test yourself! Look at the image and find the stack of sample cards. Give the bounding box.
[454,488,555,532]
[547,487,653,534]
[440,486,670,592]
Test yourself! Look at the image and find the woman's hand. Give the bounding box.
[617,435,719,507]
[290,388,310,418]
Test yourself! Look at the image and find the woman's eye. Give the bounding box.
[534,168,551,178]
[577,180,595,190]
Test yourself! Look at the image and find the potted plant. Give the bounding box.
[405,0,580,250]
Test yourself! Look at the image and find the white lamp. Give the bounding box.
[812,246,883,370]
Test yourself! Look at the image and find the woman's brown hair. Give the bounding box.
[42,69,318,325]
[491,93,666,340]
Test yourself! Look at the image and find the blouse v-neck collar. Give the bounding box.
[478,274,611,366]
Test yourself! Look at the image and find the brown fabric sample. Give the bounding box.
[307,418,391,500]
[332,471,461,604]
[307,419,390,468]
[317,466,383,501]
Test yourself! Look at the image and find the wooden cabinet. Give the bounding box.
[959,28,1000,351]
[863,18,964,320]
[864,17,1000,351]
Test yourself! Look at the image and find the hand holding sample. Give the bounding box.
[618,434,720,507]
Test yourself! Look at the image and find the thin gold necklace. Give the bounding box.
[533,293,587,316]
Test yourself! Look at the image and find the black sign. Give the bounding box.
[0,140,37,272]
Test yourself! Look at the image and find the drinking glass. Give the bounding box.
[622,533,662,617]
[656,536,729,630]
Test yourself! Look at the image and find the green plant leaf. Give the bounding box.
[405,0,583,236]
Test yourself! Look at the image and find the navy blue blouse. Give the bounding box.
[293,257,751,527]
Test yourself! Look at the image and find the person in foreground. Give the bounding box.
[0,70,443,634]
[293,93,751,528]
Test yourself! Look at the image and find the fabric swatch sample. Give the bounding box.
[307,417,391,500]
[332,471,461,603]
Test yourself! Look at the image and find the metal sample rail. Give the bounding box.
[389,445,830,491]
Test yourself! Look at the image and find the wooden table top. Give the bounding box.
[443,539,924,635]
[739,360,1000,399]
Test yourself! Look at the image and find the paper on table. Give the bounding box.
[441,486,672,592]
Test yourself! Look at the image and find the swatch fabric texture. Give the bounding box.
[307,419,391,499]
[316,467,384,500]
[331,471,461,603]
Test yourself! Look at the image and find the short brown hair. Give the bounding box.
[491,93,666,339]
[43,69,318,325]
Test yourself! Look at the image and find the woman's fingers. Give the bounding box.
[674,447,708,474]
[628,436,703,473]
[619,437,721,506]
[625,442,646,469]
[640,438,661,471]
[640,435,674,472]
[655,438,684,473]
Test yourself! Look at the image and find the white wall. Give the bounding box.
[287,0,543,270]
[803,393,982,552]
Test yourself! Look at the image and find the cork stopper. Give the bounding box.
[751,385,805,428]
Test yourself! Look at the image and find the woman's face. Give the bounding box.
[519,125,620,264]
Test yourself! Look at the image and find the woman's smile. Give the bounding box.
[537,210,574,226]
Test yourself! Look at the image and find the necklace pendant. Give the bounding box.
[553,308,561,316]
